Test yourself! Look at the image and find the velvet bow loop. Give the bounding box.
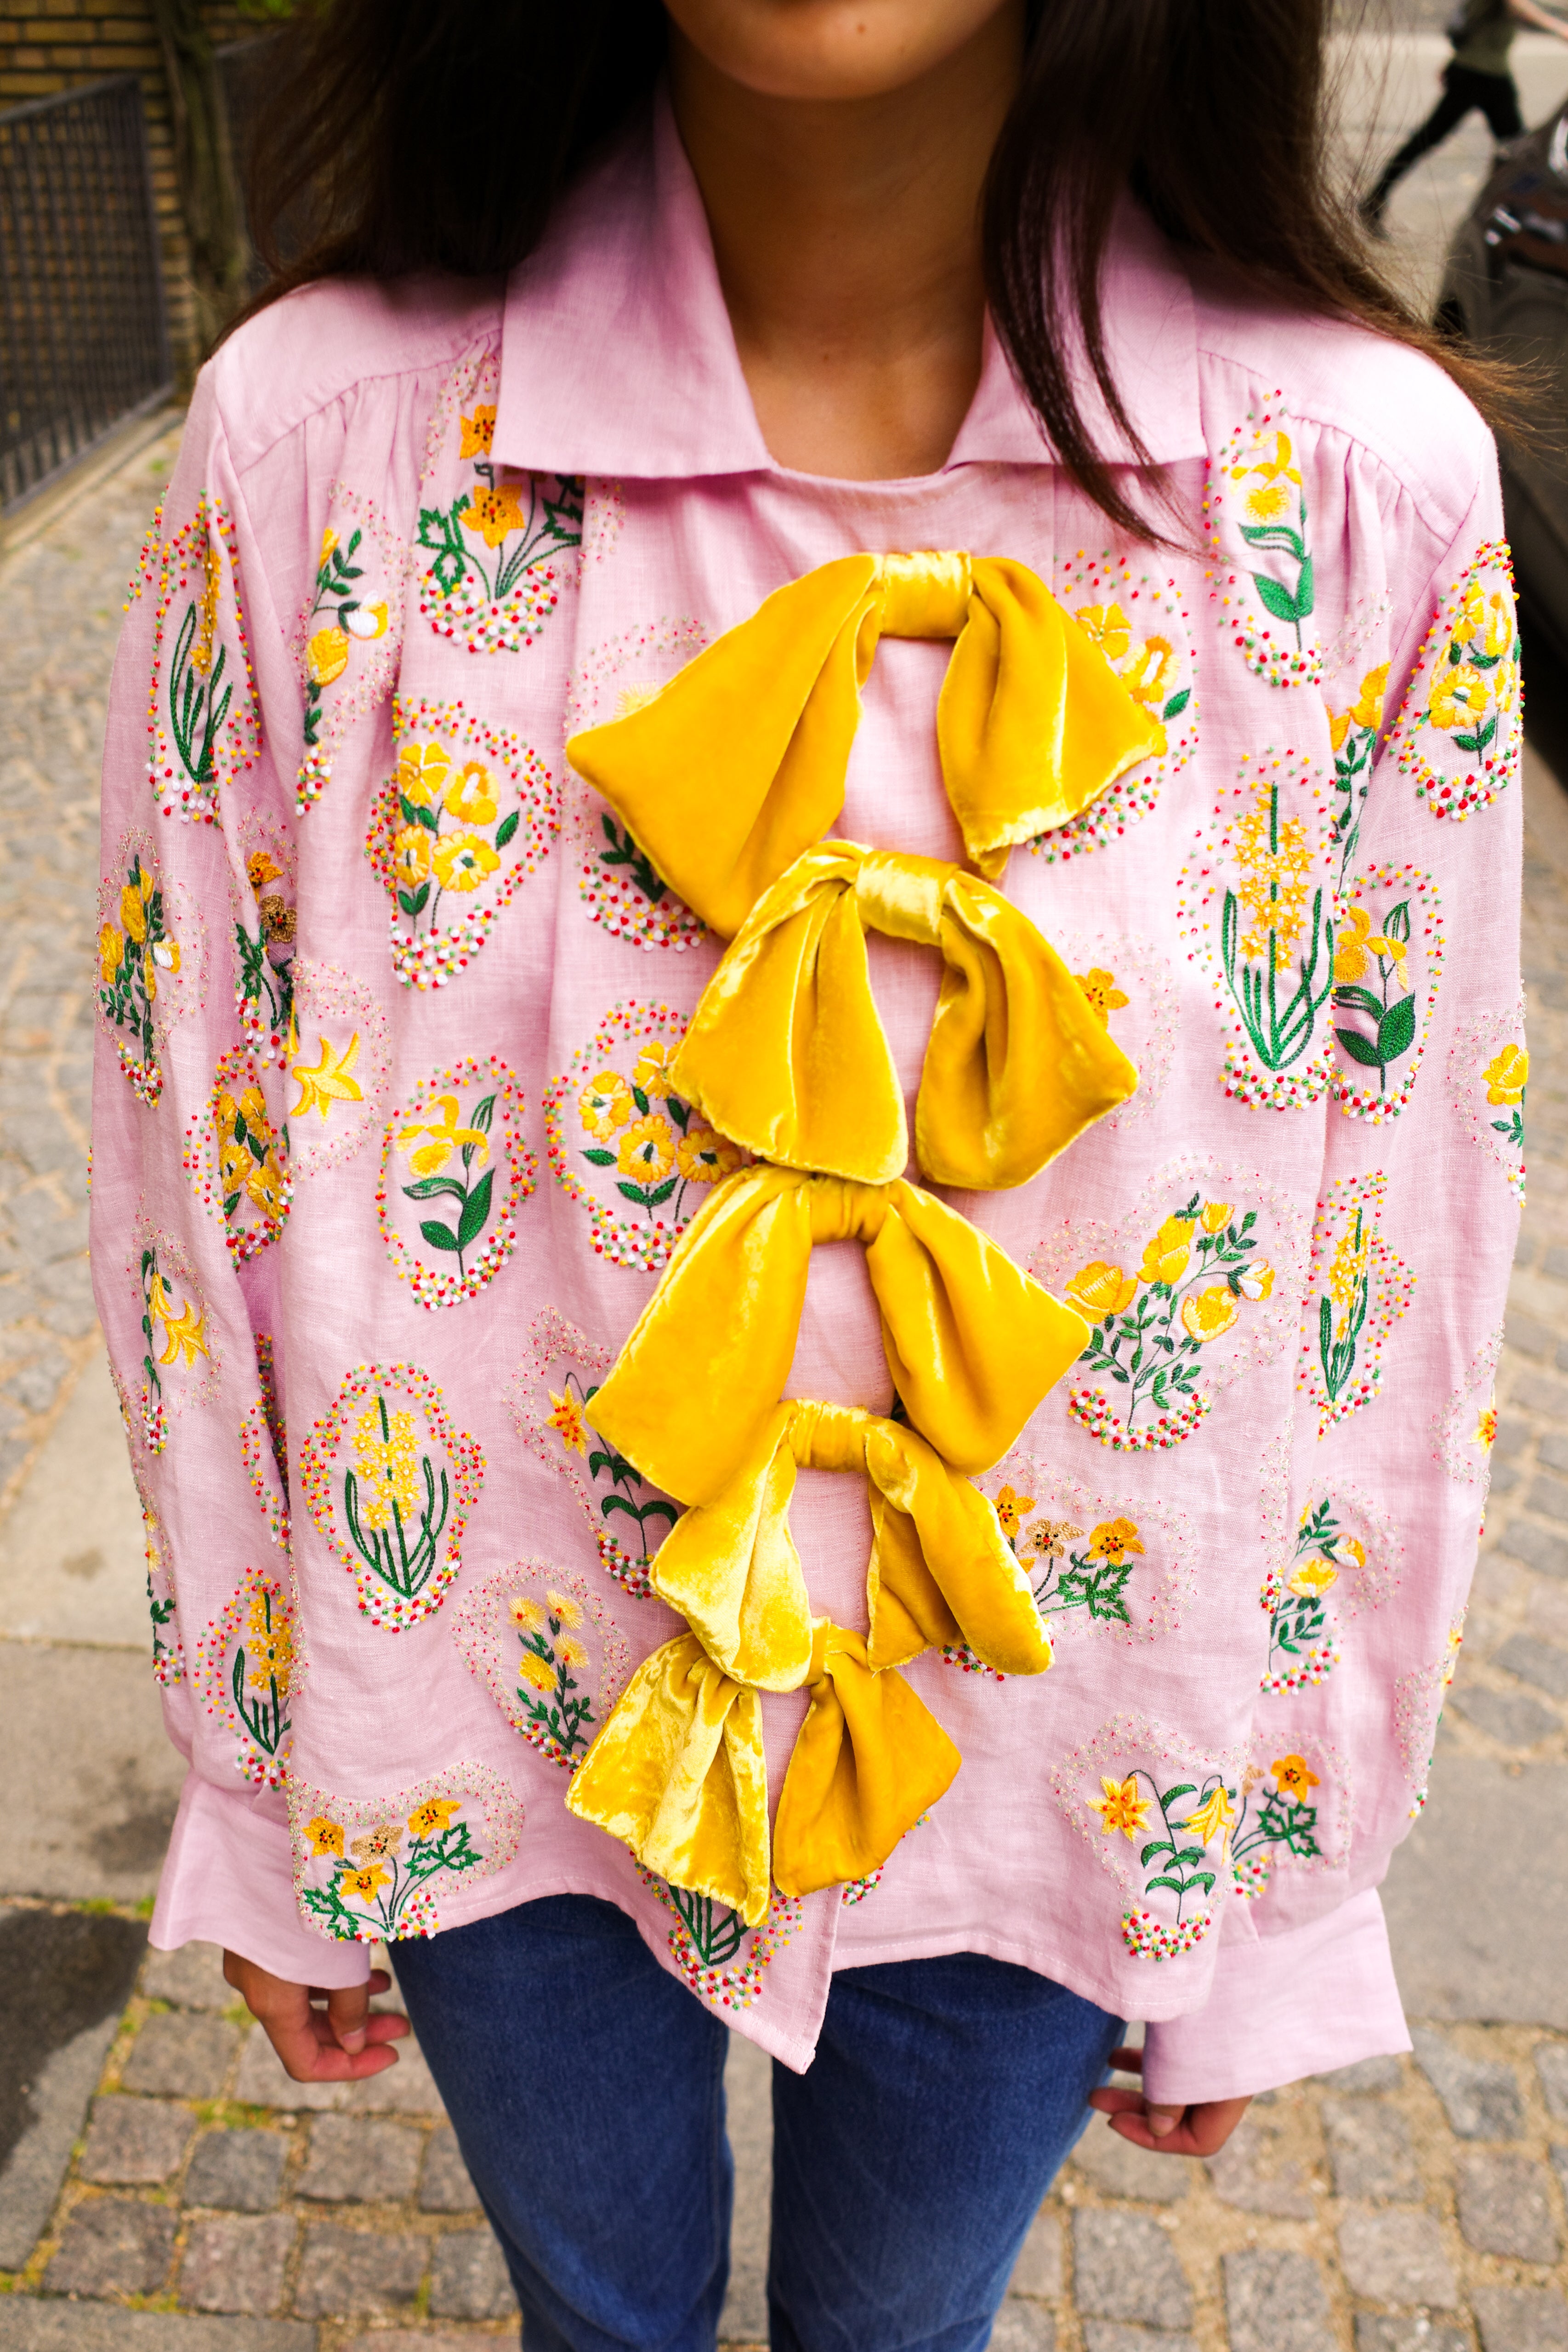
[772,1621,962,1898]
[564,1631,772,1925]
[566,550,1163,936]
[649,1398,1052,1685]
[585,1163,1090,1501]
[669,839,1138,1188]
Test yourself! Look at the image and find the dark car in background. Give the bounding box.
[1439,106,1568,663]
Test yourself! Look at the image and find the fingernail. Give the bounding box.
[339,2028,366,2053]
[1149,2112,1176,2136]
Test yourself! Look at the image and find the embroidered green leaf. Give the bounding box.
[1162,687,1191,722]
[1335,1026,1387,1069]
[1251,570,1307,625]
[494,809,520,850]
[1377,993,1417,1063]
[402,1174,470,1203]
[419,1219,462,1253]
[581,1147,616,1167]
[457,1168,494,1251]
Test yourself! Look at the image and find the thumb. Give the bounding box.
[1146,2101,1185,2140]
[325,1978,372,2056]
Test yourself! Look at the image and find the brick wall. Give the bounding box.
[0,0,266,383]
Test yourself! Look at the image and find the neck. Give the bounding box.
[668,10,1024,481]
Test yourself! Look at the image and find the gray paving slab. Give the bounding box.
[0,1644,184,1901]
[0,2310,313,2352]
[719,2028,771,2346]
[1383,1759,1568,2027]
[0,1351,150,1647]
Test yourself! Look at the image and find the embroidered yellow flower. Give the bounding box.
[291,1031,363,1122]
[121,881,149,943]
[1028,1518,1083,1560]
[1335,904,1407,987]
[1288,1554,1339,1599]
[219,1137,250,1193]
[350,1822,402,1863]
[1139,1216,1195,1290]
[1073,602,1132,663]
[192,555,220,680]
[392,826,433,888]
[432,831,500,892]
[1230,427,1301,506]
[340,1864,392,1902]
[460,481,526,548]
[398,1095,489,1178]
[1182,1785,1236,1847]
[1476,1406,1498,1450]
[676,1124,743,1184]
[1327,1210,1371,1340]
[1483,1043,1528,1105]
[558,1635,589,1670]
[352,1403,421,1532]
[1073,968,1129,1026]
[303,1815,345,1858]
[1327,662,1389,750]
[460,404,497,458]
[1067,1260,1137,1319]
[511,1595,546,1631]
[1272,1753,1319,1797]
[632,1041,677,1098]
[244,1584,294,1690]
[443,761,498,825]
[149,1277,210,1368]
[1236,1260,1274,1302]
[1088,1774,1152,1840]
[244,1155,287,1218]
[518,1650,556,1694]
[617,1115,675,1183]
[1200,1201,1233,1234]
[1124,634,1173,708]
[579,1071,634,1139]
[546,1389,587,1455]
[1086,1517,1144,1563]
[993,1483,1036,1537]
[1234,776,1313,968]
[345,600,389,642]
[1181,1285,1239,1342]
[408,1797,461,1839]
[397,740,452,809]
[307,625,350,686]
[319,527,338,567]
[1427,662,1487,732]
[1464,581,1514,658]
[98,924,125,983]
[546,1589,584,1628]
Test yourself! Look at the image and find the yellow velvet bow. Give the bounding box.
[585,1162,1089,1501]
[651,1397,1053,1688]
[565,1622,960,1922]
[670,840,1137,1189]
[567,550,1164,937]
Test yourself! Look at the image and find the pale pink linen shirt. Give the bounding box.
[91,93,1522,2102]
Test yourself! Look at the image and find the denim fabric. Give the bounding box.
[392,1894,1120,2352]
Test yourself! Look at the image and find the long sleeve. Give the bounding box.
[1145,458,1522,2104]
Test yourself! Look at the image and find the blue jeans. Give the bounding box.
[392,1893,1119,2352]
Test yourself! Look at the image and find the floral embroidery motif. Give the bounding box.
[1449,1008,1527,1202]
[1055,1717,1232,1963]
[298,1364,485,1630]
[1432,1324,1505,1490]
[1331,865,1443,1123]
[146,498,260,821]
[1326,661,1391,888]
[417,360,582,653]
[96,837,196,1104]
[1395,1619,1465,1813]
[1298,1173,1416,1435]
[1176,753,1335,1108]
[1205,405,1321,686]
[1227,1745,1347,1902]
[290,1766,524,1943]
[378,1058,535,1310]
[363,698,559,990]
[239,1334,290,1549]
[286,963,391,1179]
[233,817,297,1066]
[566,620,709,950]
[962,1462,1193,1652]
[545,1004,749,1273]
[132,1235,217,1451]
[582,478,627,566]
[451,1561,629,1770]
[1035,1163,1306,1452]
[182,1047,290,1263]
[1031,554,1196,861]
[291,488,405,811]
[1386,545,1523,820]
[193,1569,295,1788]
[110,1365,182,1682]
[510,1308,680,1601]
[1052,931,1179,1131]
[1258,1481,1399,1694]
[637,1868,805,2014]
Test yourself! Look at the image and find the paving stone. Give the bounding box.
[1473,2287,1568,2352]
[1204,2109,1314,2217]
[1457,2149,1563,2261]
[1448,1683,1562,1745]
[296,2113,421,2204]
[184,2129,288,2212]
[1499,1521,1568,1578]
[119,2010,240,2099]
[43,2195,177,2296]
[1494,1635,1568,1700]
[1412,2029,1527,2137]
[233,2018,444,2113]
[1007,2207,1063,2299]
[1512,1375,1568,1418]
[1223,2249,1335,2352]
[1071,2209,1191,2330]
[178,2215,297,2315]
[1318,2056,1405,2092]
[1320,2094,1422,2198]
[1066,2119,1192,2203]
[989,2308,1056,2352]
[340,2340,496,2352]
[0,2305,313,2350]
[141,1943,233,2012]
[1337,2207,1460,2307]
[1552,2144,1568,2199]
[1507,1311,1556,1361]
[1384,1758,1568,2027]
[1538,2044,1568,2121]
[1082,2332,1196,2352]
[291,2222,426,2318]
[78,2094,193,2184]
[429,2226,518,2319]
[419,2120,480,2212]
[1355,2324,1470,2352]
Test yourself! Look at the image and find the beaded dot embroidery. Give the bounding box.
[377,1057,536,1310]
[297,1363,485,1632]
[1203,396,1323,689]
[1385,541,1522,822]
[181,1046,291,1264]
[192,1569,296,1790]
[1331,863,1445,1125]
[145,498,261,823]
[636,1868,804,2013]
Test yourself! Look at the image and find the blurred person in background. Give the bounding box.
[1363,0,1568,230]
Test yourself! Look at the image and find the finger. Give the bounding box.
[1109,2095,1251,2158]
[1087,2086,1149,2117]
[326,1979,372,2056]
[1146,2101,1185,2141]
[1107,2046,1145,2075]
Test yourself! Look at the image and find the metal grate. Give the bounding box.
[0,76,172,513]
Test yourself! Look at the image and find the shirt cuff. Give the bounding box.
[150,1771,370,1989]
[1141,1887,1411,2107]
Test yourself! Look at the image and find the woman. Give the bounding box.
[1363,0,1568,232]
[93,4,1523,2346]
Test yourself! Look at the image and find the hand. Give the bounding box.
[223,1951,411,2084]
[1087,2045,1251,2157]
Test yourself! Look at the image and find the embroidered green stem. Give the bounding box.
[402,1093,497,1276]
[343,1392,451,1602]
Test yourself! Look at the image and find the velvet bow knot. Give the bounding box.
[567,549,1164,936]
[585,1162,1089,1502]
[670,839,1138,1188]
[650,1395,1054,1689]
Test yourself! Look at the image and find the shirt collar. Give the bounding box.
[493,87,1202,482]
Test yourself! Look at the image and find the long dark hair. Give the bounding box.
[242,0,1506,538]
